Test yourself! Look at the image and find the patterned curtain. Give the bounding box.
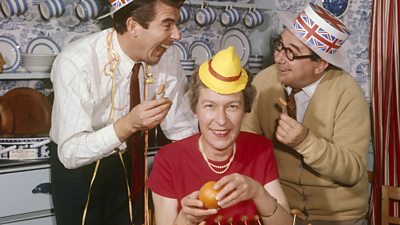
[369,0,400,224]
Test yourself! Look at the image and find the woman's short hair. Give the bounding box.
[113,0,184,34]
[188,69,256,113]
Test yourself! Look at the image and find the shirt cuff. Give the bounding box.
[98,124,124,153]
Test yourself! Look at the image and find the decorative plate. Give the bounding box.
[171,41,188,60]
[0,36,21,72]
[220,28,251,66]
[2,87,52,135]
[322,0,350,17]
[26,37,61,54]
[0,96,14,134]
[189,41,213,66]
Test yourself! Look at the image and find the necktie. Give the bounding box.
[127,63,145,201]
[287,88,302,120]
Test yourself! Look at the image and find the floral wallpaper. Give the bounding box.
[0,0,273,93]
[0,0,372,102]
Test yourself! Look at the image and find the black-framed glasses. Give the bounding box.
[273,39,314,61]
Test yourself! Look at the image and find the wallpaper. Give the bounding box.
[0,0,372,101]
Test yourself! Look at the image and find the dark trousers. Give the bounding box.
[50,143,140,225]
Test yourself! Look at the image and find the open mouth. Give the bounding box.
[160,44,170,49]
[212,130,230,136]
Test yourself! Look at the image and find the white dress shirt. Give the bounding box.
[50,28,198,169]
[286,74,325,122]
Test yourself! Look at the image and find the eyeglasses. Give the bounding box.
[273,39,315,61]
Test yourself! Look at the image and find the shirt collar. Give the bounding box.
[111,30,143,79]
[286,73,326,98]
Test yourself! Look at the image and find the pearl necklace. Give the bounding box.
[198,136,236,175]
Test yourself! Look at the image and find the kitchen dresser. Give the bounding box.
[0,72,56,225]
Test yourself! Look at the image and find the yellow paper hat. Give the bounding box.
[199,46,248,94]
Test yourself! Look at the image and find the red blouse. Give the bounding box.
[147,132,279,225]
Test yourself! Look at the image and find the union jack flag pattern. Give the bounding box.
[292,3,350,55]
[310,3,350,35]
[109,0,133,11]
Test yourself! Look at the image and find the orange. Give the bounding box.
[198,181,219,209]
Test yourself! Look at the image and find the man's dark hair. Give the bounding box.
[112,0,184,34]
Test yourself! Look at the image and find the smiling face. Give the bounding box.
[274,29,328,88]
[195,86,245,160]
[120,1,181,64]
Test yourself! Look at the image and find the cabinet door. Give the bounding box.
[2,215,56,225]
[0,168,53,217]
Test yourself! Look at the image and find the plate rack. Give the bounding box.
[185,0,273,10]
[0,72,50,80]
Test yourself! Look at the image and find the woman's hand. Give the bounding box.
[214,173,265,209]
[175,191,217,225]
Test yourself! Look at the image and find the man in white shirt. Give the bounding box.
[49,0,197,224]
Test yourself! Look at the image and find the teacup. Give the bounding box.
[248,55,264,73]
[180,59,195,71]
[76,0,100,20]
[178,4,190,24]
[195,4,217,26]
[220,5,240,27]
[39,0,65,20]
[1,0,28,17]
[243,8,264,29]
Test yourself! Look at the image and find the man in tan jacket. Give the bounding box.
[242,3,370,225]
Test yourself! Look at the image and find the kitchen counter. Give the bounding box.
[0,158,50,170]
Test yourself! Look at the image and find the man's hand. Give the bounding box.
[114,97,172,141]
[275,113,309,148]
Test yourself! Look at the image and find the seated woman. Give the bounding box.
[147,46,293,225]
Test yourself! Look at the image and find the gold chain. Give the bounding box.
[198,135,236,175]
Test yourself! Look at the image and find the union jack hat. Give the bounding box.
[277,3,351,69]
[98,0,134,19]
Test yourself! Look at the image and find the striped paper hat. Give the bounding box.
[98,0,134,19]
[277,3,351,69]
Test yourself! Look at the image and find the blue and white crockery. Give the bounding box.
[1,0,28,17]
[195,4,217,26]
[39,0,65,20]
[248,55,263,69]
[248,54,264,74]
[76,0,100,20]
[220,5,240,27]
[178,4,190,24]
[243,7,263,28]
[180,59,195,71]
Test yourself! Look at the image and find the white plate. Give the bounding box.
[171,41,188,60]
[0,36,21,72]
[220,28,251,66]
[26,37,61,54]
[189,41,213,66]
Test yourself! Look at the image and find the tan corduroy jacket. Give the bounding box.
[242,65,370,221]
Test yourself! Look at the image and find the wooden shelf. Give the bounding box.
[0,72,50,80]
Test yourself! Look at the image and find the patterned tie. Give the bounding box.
[287,88,302,120]
[127,63,145,201]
